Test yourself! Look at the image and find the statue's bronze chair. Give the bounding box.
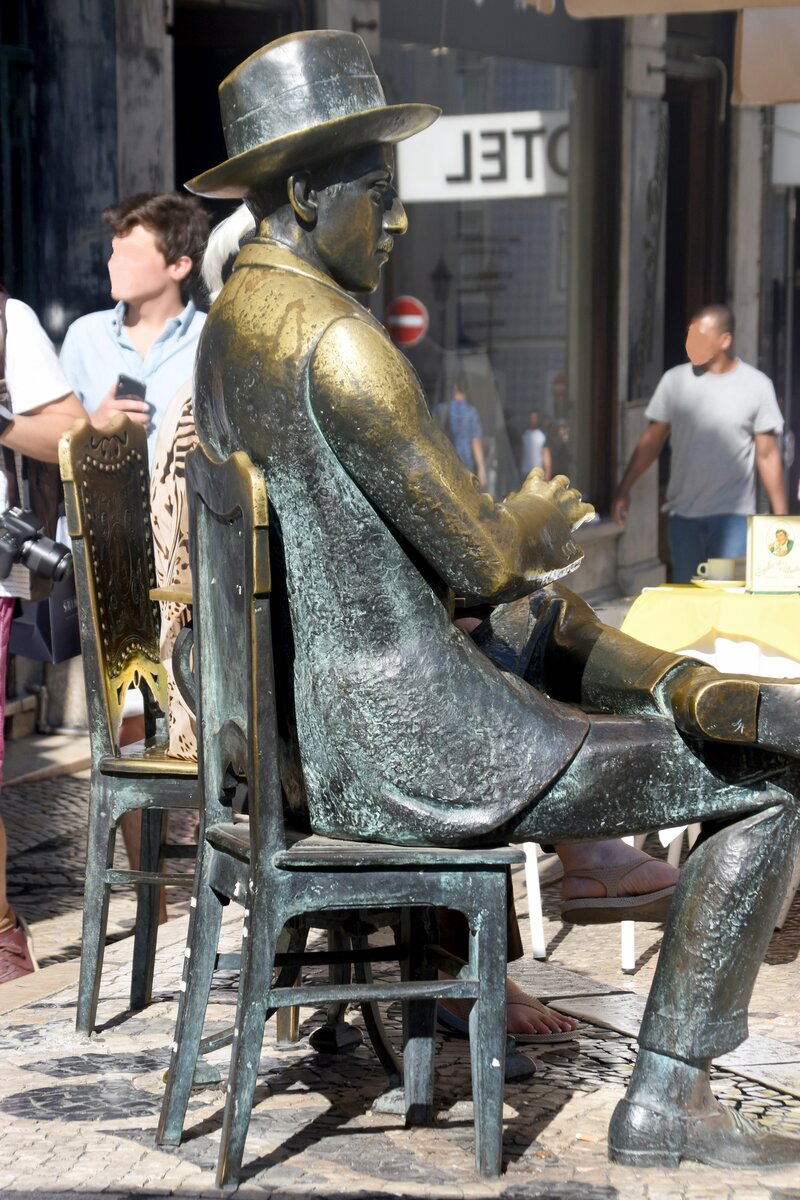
[156,443,522,1187]
[60,415,198,1034]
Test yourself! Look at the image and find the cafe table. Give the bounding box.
[621,582,800,677]
[621,582,800,926]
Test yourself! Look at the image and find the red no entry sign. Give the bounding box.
[385,295,430,348]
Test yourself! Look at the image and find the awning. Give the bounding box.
[733,10,800,104]
[523,2,800,107]
[524,1,800,13]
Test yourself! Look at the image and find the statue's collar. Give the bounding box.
[233,238,350,297]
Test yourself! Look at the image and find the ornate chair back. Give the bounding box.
[186,440,282,853]
[60,413,168,755]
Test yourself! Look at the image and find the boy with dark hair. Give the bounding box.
[102,191,209,306]
[60,191,209,893]
[60,191,209,458]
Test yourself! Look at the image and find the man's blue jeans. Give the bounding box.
[667,513,748,584]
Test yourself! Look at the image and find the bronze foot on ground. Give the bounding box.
[608,1095,800,1168]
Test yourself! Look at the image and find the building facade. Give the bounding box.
[0,0,781,603]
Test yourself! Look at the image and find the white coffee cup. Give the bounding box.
[696,557,739,580]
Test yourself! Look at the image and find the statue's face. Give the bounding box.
[312,144,407,292]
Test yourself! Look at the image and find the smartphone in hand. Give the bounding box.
[115,373,147,401]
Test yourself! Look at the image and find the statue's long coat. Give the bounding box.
[195,238,600,845]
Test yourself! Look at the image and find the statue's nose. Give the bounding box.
[385,195,408,236]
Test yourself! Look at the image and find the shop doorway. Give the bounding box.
[656,68,729,571]
[663,73,728,370]
[172,2,302,199]
[0,10,34,303]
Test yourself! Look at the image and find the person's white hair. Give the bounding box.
[201,204,256,302]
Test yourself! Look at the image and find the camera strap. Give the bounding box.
[0,287,21,509]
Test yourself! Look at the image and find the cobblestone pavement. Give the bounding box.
[2,768,800,1199]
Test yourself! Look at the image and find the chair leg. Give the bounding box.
[275,1005,299,1045]
[157,847,225,1146]
[275,924,305,1046]
[468,881,507,1178]
[131,808,165,1011]
[308,928,362,1053]
[620,834,639,973]
[352,930,403,1086]
[523,842,547,960]
[401,907,437,1126]
[76,780,116,1035]
[216,903,279,1190]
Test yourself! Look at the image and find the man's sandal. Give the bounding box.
[561,864,675,925]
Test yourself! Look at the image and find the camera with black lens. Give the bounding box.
[0,507,73,583]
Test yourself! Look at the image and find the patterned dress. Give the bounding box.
[149,382,197,759]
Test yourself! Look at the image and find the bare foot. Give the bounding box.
[439,977,579,1036]
[556,840,678,903]
[506,978,579,1036]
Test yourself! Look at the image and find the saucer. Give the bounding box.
[691,577,746,589]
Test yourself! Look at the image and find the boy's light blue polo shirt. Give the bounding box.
[60,299,206,461]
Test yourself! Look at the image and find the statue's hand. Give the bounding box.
[515,469,595,531]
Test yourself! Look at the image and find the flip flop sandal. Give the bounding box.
[437,1002,582,1044]
[561,864,675,926]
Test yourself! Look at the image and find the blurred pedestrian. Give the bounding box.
[520,409,551,480]
[433,379,487,491]
[549,419,571,479]
[611,304,786,582]
[0,291,85,982]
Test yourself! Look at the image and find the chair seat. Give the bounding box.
[207,821,523,870]
[100,739,198,777]
[277,833,525,869]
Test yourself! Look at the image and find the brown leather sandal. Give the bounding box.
[561,864,675,925]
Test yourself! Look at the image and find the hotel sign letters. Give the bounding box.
[396,110,569,203]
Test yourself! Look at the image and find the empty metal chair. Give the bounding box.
[60,414,198,1034]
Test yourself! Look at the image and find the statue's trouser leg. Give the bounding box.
[502,715,800,1062]
[638,799,800,1060]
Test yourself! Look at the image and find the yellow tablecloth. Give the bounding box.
[621,585,800,664]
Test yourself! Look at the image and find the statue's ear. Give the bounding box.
[288,171,317,225]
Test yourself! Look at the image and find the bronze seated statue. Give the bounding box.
[187,29,800,1170]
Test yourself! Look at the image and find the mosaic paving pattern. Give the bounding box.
[4,770,800,1197]
[1,773,196,966]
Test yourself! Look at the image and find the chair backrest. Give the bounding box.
[185,442,285,851]
[59,414,168,758]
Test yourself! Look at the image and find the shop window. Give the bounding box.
[376,40,595,506]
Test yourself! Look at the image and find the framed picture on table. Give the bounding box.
[746,515,800,592]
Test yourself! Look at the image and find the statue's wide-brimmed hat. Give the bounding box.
[186,30,440,200]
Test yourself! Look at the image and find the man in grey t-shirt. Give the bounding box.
[611,304,787,582]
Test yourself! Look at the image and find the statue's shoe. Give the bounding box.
[608,1096,800,1168]
[668,670,800,758]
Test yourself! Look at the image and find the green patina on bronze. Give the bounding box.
[189,29,800,1170]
